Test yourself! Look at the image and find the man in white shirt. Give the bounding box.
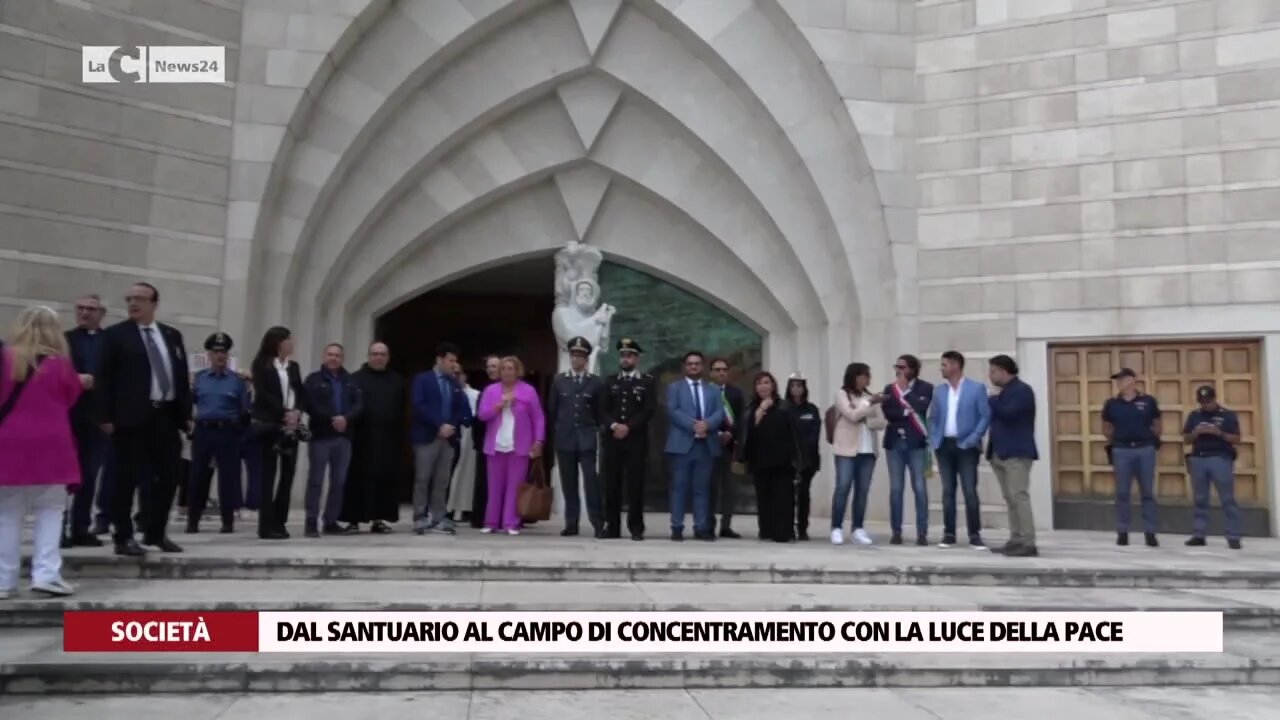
[926,350,992,550]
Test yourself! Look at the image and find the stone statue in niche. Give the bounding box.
[552,240,615,375]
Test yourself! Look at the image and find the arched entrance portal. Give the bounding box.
[375,255,764,513]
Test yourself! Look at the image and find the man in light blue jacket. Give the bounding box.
[664,351,725,542]
[927,350,992,549]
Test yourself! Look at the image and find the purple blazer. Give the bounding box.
[477,380,545,456]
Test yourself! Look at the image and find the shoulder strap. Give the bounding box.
[0,354,48,428]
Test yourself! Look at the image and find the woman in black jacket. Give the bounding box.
[786,374,822,541]
[737,371,799,543]
[250,326,306,540]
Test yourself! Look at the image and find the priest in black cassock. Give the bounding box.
[340,342,405,532]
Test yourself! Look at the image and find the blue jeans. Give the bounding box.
[1112,445,1158,533]
[832,454,876,530]
[1189,456,1241,541]
[935,439,981,541]
[886,445,928,537]
[668,442,714,534]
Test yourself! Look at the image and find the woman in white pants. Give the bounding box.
[0,306,91,598]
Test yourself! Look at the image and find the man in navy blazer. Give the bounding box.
[927,350,992,549]
[410,342,473,535]
[986,355,1039,557]
[664,351,725,541]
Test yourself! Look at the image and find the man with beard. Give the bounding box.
[468,355,501,529]
[601,338,657,540]
[339,342,404,533]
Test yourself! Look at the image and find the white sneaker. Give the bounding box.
[479,528,493,534]
[830,528,844,545]
[31,578,74,597]
[506,529,520,536]
[852,528,873,545]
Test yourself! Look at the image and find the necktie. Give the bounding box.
[143,328,172,399]
[693,381,703,420]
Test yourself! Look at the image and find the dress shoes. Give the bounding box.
[114,539,146,557]
[144,537,183,553]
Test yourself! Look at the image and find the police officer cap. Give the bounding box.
[204,332,233,352]
[567,336,593,355]
[1196,385,1216,401]
[616,337,643,354]
[1110,367,1136,380]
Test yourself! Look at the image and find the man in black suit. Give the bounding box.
[62,294,108,547]
[96,282,192,556]
[708,357,745,538]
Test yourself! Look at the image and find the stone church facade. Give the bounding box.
[2,0,1279,533]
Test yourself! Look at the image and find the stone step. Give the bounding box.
[56,553,1280,589]
[2,627,1278,693]
[2,580,1278,629]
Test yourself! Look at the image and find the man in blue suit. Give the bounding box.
[410,342,472,535]
[664,351,724,541]
[927,350,992,549]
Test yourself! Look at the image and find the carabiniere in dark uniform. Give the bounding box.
[601,337,657,541]
[187,332,250,534]
[550,336,607,538]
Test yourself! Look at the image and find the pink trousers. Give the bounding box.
[485,452,528,531]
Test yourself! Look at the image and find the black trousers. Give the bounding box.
[709,450,737,531]
[257,429,298,537]
[795,468,816,534]
[188,425,243,527]
[469,450,487,528]
[111,405,182,544]
[753,465,795,542]
[602,437,647,537]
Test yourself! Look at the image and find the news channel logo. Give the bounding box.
[82,46,225,84]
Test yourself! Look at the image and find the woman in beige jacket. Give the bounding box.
[831,362,887,545]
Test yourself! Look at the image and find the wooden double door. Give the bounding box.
[1049,341,1270,536]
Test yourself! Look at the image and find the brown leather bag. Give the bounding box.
[518,459,553,522]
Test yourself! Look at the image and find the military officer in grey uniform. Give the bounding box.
[550,337,607,537]
[601,337,658,540]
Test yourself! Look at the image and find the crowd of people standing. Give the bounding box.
[0,280,1249,598]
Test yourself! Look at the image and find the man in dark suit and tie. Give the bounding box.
[96,282,192,556]
[664,351,725,541]
[549,337,606,538]
[63,294,108,547]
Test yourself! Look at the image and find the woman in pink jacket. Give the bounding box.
[477,356,545,534]
[0,306,92,598]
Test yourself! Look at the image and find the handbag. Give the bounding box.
[517,459,553,522]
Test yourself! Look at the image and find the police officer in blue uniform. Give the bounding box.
[549,337,606,537]
[1182,385,1243,550]
[186,332,250,534]
[1101,368,1162,547]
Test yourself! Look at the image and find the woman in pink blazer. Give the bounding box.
[0,306,92,598]
[476,356,545,534]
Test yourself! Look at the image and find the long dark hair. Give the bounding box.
[751,371,780,405]
[842,362,872,395]
[253,326,292,374]
[786,377,809,405]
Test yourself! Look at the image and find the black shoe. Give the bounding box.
[259,529,288,540]
[371,521,392,534]
[631,533,644,541]
[144,537,183,553]
[694,532,715,541]
[916,535,928,547]
[560,528,579,537]
[1003,544,1039,557]
[114,539,146,556]
[594,528,607,539]
[71,533,103,547]
[719,528,741,539]
[1185,536,1206,547]
[1117,532,1129,546]
[323,523,354,536]
[671,531,683,542]
[993,542,1014,555]
[1228,539,1242,550]
[220,522,234,534]
[797,530,810,542]
[1145,533,1159,547]
[890,533,903,545]
[969,537,987,550]
[938,535,956,548]
[277,526,291,539]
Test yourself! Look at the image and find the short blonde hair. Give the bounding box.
[7,305,68,381]
[500,355,525,378]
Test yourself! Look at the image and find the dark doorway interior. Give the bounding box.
[375,255,558,503]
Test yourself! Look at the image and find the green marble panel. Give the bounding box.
[598,261,763,515]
